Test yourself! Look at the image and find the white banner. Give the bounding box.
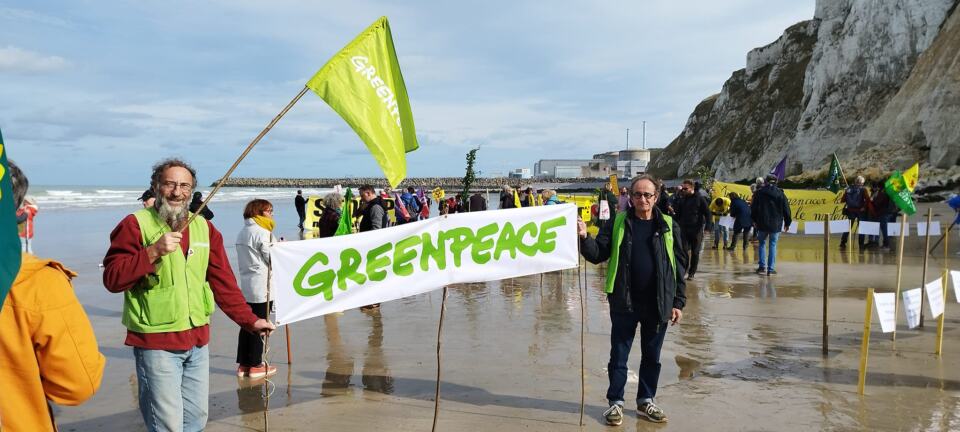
[718,216,735,229]
[925,278,945,318]
[873,292,896,333]
[952,270,960,303]
[887,222,909,237]
[599,200,610,220]
[804,221,824,235]
[917,221,942,236]
[270,204,580,324]
[858,221,880,236]
[902,288,922,329]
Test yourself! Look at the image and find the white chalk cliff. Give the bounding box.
[649,0,960,191]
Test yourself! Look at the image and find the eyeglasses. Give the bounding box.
[631,192,656,200]
[160,181,194,191]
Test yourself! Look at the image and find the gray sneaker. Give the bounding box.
[603,404,624,426]
[638,402,667,423]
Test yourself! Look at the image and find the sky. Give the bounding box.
[0,0,814,186]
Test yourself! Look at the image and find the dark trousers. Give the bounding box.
[237,302,270,367]
[607,310,668,405]
[297,211,306,228]
[681,227,703,276]
[729,226,750,248]
[840,212,865,248]
[879,214,895,247]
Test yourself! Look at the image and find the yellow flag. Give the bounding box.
[513,189,522,208]
[902,163,919,192]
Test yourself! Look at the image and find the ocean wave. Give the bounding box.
[32,187,336,210]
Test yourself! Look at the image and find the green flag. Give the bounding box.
[307,17,418,188]
[335,188,355,236]
[0,128,22,309]
[825,154,842,193]
[884,169,917,216]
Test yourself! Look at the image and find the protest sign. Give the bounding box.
[917,221,941,236]
[804,221,824,235]
[829,219,850,234]
[902,288,923,329]
[953,270,960,303]
[718,216,735,229]
[925,278,945,318]
[888,222,909,237]
[873,292,897,333]
[858,221,880,236]
[712,181,844,221]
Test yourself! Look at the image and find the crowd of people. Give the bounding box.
[218,176,607,189]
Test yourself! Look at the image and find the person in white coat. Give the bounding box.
[234,199,278,379]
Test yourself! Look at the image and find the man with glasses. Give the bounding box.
[103,158,275,432]
[673,179,709,280]
[579,174,687,425]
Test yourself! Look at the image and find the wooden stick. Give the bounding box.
[262,234,275,432]
[920,208,933,328]
[936,229,949,355]
[577,243,585,427]
[893,214,907,342]
[432,287,449,432]
[858,288,874,395]
[823,213,830,355]
[285,325,292,365]
[180,86,309,232]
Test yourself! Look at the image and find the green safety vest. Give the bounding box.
[604,212,677,294]
[122,208,215,333]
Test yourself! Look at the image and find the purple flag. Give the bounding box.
[769,156,787,181]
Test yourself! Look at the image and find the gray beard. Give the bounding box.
[155,197,188,230]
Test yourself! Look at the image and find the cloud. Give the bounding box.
[0,7,72,28]
[0,46,70,73]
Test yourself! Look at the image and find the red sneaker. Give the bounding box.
[236,365,250,377]
[248,363,278,379]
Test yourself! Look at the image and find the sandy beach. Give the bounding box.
[27,198,960,431]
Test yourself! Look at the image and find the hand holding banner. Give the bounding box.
[271,205,579,324]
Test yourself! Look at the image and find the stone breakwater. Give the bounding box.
[213,177,608,191]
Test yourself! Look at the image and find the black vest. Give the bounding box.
[358,197,387,232]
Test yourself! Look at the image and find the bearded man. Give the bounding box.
[103,158,275,432]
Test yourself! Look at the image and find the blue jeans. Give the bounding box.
[606,310,668,406]
[757,230,780,271]
[134,345,209,432]
[713,223,728,247]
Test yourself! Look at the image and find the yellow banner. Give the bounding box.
[711,181,844,222]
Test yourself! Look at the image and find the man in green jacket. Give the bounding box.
[579,174,687,426]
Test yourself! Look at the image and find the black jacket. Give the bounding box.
[188,196,214,220]
[468,194,487,211]
[356,197,388,232]
[295,194,307,216]
[674,194,709,229]
[580,208,688,321]
[751,185,791,232]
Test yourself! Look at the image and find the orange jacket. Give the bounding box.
[0,254,105,432]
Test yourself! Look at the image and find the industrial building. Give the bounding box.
[534,148,652,179]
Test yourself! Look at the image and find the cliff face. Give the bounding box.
[649,0,960,186]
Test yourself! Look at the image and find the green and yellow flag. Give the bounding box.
[307,17,418,188]
[825,154,843,193]
[0,128,22,309]
[884,163,919,216]
[335,187,355,236]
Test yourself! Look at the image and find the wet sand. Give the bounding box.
[32,202,960,431]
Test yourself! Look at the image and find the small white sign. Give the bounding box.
[917,221,942,236]
[858,221,881,236]
[804,221,824,235]
[829,219,850,234]
[887,223,910,237]
[925,278,945,319]
[952,270,960,303]
[873,292,897,333]
[718,216,735,229]
[902,288,923,329]
[599,199,610,220]
[786,223,798,234]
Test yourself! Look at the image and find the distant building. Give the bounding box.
[616,149,650,178]
[508,168,532,179]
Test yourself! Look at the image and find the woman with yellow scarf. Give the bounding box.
[234,199,278,379]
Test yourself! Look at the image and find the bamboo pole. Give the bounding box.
[919,208,933,328]
[858,288,874,395]
[577,243,585,427]
[262,234,276,432]
[180,87,309,232]
[432,287,449,432]
[893,214,907,342]
[823,213,830,355]
[936,229,949,355]
[285,325,292,365]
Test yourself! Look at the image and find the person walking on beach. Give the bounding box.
[751,174,791,275]
[0,161,106,432]
[839,176,869,251]
[726,192,752,250]
[16,195,38,253]
[189,191,214,220]
[234,199,278,379]
[578,174,687,425]
[673,179,709,280]
[102,158,275,432]
[294,189,307,230]
[355,184,387,309]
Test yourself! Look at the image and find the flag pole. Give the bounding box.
[432,286,449,432]
[577,241,585,427]
[180,86,310,232]
[892,214,907,342]
[919,208,933,328]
